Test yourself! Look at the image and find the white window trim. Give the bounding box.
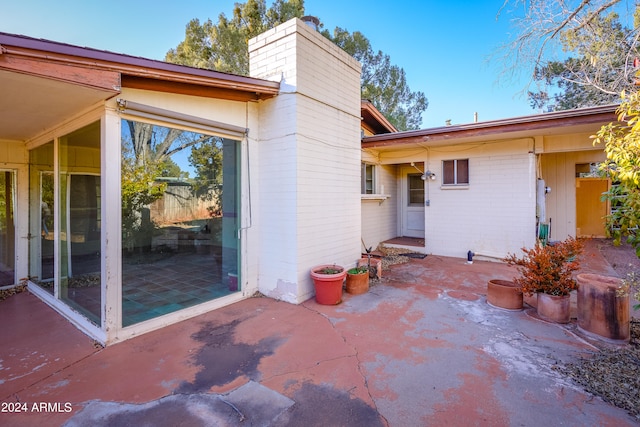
[361,163,376,195]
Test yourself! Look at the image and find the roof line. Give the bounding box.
[0,32,280,98]
[363,104,619,144]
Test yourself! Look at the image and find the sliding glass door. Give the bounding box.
[59,122,102,325]
[121,119,240,326]
[0,170,16,286]
[29,143,54,291]
[28,122,102,326]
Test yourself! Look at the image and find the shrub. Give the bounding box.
[504,237,584,296]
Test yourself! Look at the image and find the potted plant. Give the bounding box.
[504,236,583,323]
[346,265,369,295]
[310,264,346,305]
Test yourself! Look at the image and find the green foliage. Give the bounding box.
[165,0,304,74]
[324,28,428,130]
[318,266,343,274]
[347,266,368,275]
[188,138,224,216]
[616,271,640,310]
[528,9,636,111]
[593,91,640,256]
[121,155,166,251]
[504,237,584,296]
[165,0,428,131]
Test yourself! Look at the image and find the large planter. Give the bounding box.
[346,269,369,295]
[537,293,571,323]
[310,265,346,305]
[486,279,523,311]
[577,273,629,343]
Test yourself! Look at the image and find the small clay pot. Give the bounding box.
[346,271,369,295]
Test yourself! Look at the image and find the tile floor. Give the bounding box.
[34,250,236,327]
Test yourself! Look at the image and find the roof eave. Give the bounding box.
[0,32,280,101]
[362,104,619,148]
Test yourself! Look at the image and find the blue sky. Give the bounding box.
[0,0,537,128]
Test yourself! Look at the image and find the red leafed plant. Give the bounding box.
[503,237,584,296]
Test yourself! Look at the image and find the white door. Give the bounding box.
[401,167,425,238]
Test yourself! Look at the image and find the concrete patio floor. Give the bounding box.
[1,241,639,426]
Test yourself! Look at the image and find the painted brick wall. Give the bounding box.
[249,18,362,303]
[425,139,537,260]
[361,164,398,251]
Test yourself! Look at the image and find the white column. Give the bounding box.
[101,109,122,343]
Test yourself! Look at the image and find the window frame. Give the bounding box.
[442,159,469,186]
[361,163,376,194]
[407,173,425,206]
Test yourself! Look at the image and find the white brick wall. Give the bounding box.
[250,18,362,303]
[361,164,398,251]
[425,139,537,259]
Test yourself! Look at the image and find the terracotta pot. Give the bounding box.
[346,270,369,295]
[357,258,382,279]
[577,273,629,343]
[537,293,571,323]
[310,265,346,305]
[487,279,523,311]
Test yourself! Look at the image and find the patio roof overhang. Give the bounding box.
[361,100,397,135]
[0,32,281,142]
[362,104,619,152]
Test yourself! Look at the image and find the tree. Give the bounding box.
[165,0,427,130]
[166,0,304,74]
[324,28,428,130]
[121,121,218,251]
[527,8,637,110]
[188,138,224,217]
[498,0,639,110]
[593,90,640,257]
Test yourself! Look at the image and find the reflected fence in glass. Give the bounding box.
[121,119,239,326]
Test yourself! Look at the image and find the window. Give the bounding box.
[442,159,469,185]
[361,163,375,194]
[408,174,425,206]
[121,119,240,326]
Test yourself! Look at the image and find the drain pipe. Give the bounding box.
[467,250,474,264]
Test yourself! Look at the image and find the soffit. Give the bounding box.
[0,69,117,142]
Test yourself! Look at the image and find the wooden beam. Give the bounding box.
[0,54,120,93]
[121,75,264,102]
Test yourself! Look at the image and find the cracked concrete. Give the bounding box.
[1,242,638,426]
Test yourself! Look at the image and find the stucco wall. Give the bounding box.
[249,18,362,303]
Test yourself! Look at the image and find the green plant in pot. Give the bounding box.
[310,264,346,305]
[346,265,369,295]
[504,237,583,323]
